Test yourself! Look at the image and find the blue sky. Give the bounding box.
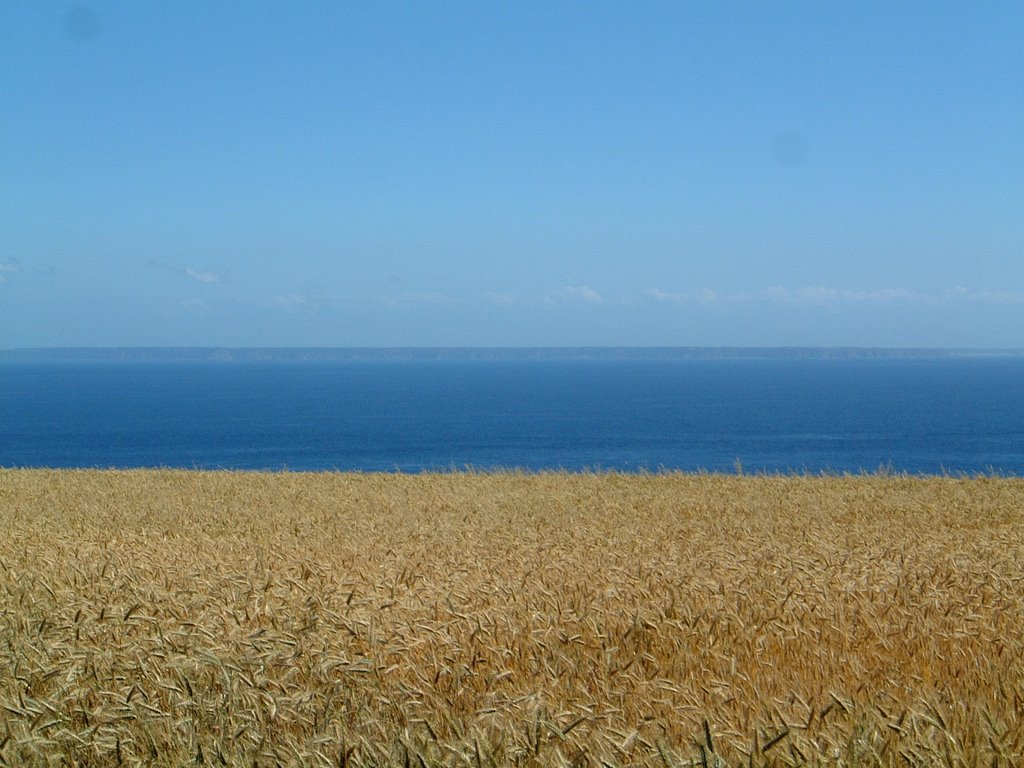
[1,2,1022,348]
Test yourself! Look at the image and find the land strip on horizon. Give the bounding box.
[3,345,1024,363]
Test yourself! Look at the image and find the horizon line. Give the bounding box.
[3,345,1024,362]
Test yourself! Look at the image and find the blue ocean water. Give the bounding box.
[2,358,1023,475]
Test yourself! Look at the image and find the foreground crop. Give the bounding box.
[1,470,1023,766]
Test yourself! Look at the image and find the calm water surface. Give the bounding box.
[2,358,1022,474]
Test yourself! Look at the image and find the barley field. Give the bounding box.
[1,470,1022,767]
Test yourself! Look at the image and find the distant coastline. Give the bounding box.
[2,346,1024,363]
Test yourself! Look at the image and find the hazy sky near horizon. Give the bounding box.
[2,2,1022,348]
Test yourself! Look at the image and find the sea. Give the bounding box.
[2,355,1023,475]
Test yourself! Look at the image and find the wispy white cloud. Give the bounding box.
[272,294,310,311]
[381,291,451,307]
[649,287,752,303]
[694,288,724,303]
[778,285,840,304]
[270,283,1019,317]
[943,286,1024,303]
[271,290,455,312]
[0,259,21,286]
[762,286,918,305]
[150,260,224,284]
[651,285,919,306]
[649,288,682,302]
[548,285,603,304]
[482,291,517,305]
[183,267,222,284]
[842,288,918,301]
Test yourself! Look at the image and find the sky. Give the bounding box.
[1,2,1022,348]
